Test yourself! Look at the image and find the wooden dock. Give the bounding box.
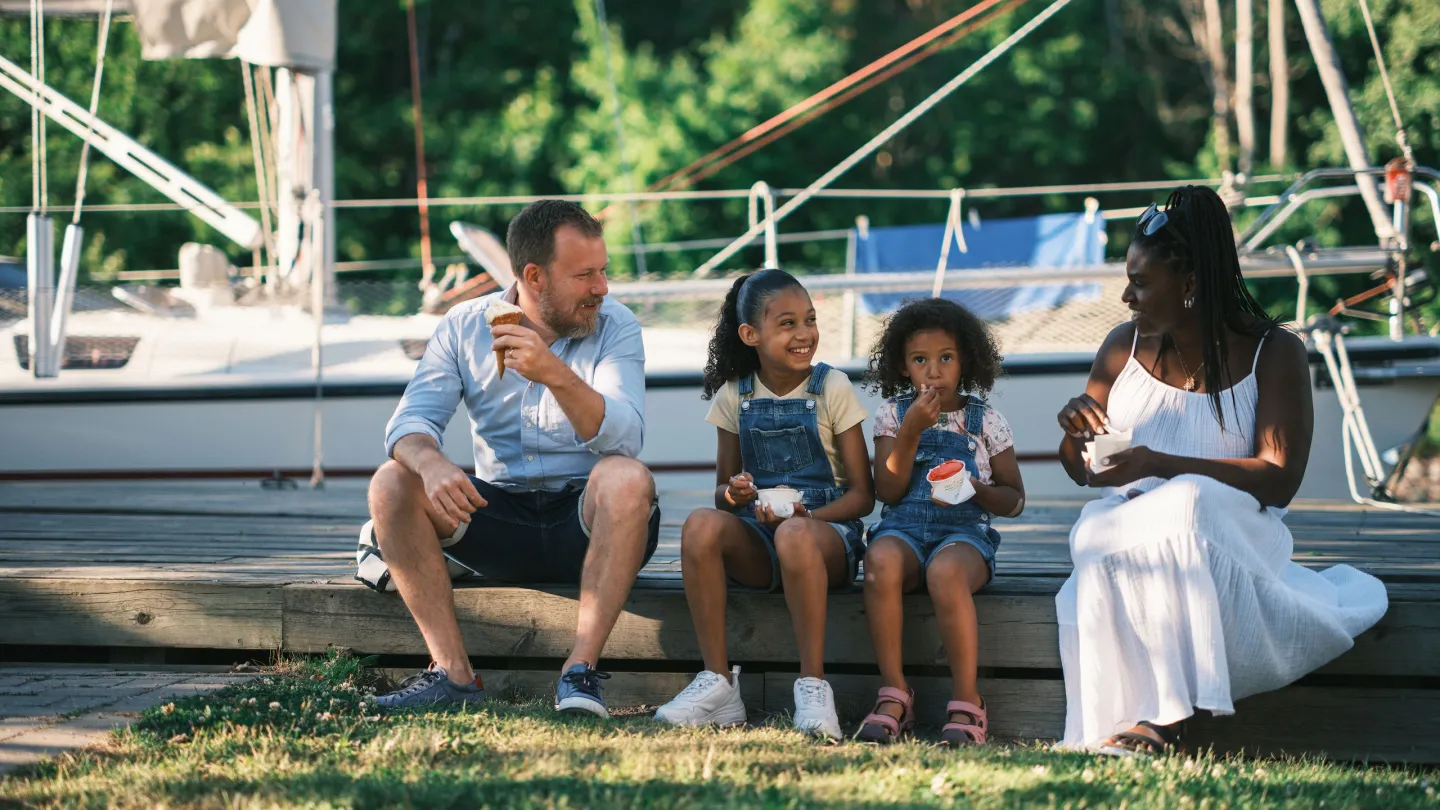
[1,477,1437,763]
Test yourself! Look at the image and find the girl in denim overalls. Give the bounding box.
[857,298,1025,746]
[653,269,875,739]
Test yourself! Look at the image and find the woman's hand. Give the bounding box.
[754,501,809,527]
[899,386,943,437]
[1058,393,1109,439]
[1084,445,1162,488]
[724,472,757,508]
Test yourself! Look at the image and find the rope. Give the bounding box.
[694,0,1075,277]
[71,0,113,225]
[1355,0,1413,164]
[592,0,649,276]
[37,0,45,210]
[241,62,275,275]
[405,0,435,285]
[675,0,1023,191]
[29,0,39,211]
[648,0,1018,195]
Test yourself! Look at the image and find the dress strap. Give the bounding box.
[1129,326,1139,358]
[1251,331,1269,375]
[806,363,831,396]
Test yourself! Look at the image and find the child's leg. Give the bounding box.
[680,508,774,677]
[862,535,923,701]
[925,542,992,705]
[773,518,850,679]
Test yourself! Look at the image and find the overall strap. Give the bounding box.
[738,374,754,397]
[893,393,916,421]
[805,363,832,396]
[963,395,987,436]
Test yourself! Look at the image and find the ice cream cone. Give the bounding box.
[485,300,524,378]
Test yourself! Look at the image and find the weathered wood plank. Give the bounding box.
[0,579,282,649]
[281,580,1068,670]
[284,580,1440,677]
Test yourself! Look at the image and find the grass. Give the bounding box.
[2,654,1436,809]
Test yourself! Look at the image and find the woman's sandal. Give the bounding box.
[855,686,916,744]
[1096,720,1185,758]
[939,698,987,747]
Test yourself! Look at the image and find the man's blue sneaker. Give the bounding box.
[375,665,485,710]
[555,663,611,718]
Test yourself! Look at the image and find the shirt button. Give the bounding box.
[524,420,532,427]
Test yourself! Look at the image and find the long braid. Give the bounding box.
[1136,186,1276,427]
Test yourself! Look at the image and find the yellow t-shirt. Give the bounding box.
[705,367,869,488]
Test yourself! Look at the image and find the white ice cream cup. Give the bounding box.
[757,487,804,518]
[1087,428,1133,473]
[926,460,976,505]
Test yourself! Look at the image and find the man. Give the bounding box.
[366,200,658,717]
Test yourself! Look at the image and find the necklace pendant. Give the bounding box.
[1183,376,1197,392]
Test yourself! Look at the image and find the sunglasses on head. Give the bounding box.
[1137,203,1189,247]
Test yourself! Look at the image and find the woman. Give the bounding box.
[1054,185,1388,755]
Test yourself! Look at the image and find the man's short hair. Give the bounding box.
[505,200,604,276]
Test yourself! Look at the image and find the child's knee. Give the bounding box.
[681,508,730,558]
[926,543,988,592]
[773,518,826,564]
[863,540,909,586]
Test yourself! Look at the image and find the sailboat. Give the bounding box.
[1,0,1437,507]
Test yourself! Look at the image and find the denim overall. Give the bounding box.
[736,362,865,590]
[869,393,1001,578]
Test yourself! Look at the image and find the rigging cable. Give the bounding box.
[72,0,114,225]
[1355,0,1413,165]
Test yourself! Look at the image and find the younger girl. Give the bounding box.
[654,269,874,738]
[857,298,1024,746]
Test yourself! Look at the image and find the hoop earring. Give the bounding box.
[1183,297,1195,309]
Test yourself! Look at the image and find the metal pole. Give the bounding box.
[1291,0,1394,241]
[306,190,325,489]
[26,213,54,378]
[842,223,857,360]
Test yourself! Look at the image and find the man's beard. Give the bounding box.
[539,290,603,339]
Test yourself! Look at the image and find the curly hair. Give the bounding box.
[701,269,806,399]
[866,297,1004,399]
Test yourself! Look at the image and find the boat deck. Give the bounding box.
[2,477,1438,762]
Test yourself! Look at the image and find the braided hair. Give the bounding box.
[701,269,806,399]
[1132,185,1276,426]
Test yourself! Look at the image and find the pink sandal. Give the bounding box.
[940,698,987,746]
[855,686,915,744]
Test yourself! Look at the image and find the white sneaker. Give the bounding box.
[792,677,842,739]
[654,666,747,727]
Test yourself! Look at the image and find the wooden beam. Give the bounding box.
[281,580,1440,677]
[0,579,281,649]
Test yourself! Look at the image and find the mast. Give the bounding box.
[1291,0,1394,241]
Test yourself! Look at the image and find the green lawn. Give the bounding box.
[3,654,1435,809]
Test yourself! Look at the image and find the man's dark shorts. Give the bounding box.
[442,476,659,584]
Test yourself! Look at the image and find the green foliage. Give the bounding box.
[0,0,1437,320]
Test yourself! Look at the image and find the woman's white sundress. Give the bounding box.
[1056,332,1389,748]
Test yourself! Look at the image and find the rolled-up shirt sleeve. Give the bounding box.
[384,313,465,458]
[578,311,646,457]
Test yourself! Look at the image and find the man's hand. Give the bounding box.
[416,455,487,533]
[899,386,942,438]
[492,323,566,386]
[725,472,758,508]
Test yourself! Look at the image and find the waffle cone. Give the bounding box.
[489,312,523,377]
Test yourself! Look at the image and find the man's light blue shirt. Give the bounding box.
[384,289,646,491]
